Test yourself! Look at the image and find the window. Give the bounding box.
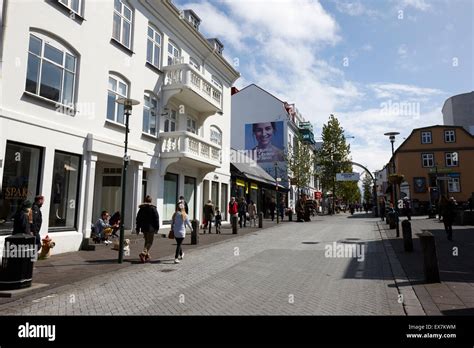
[112,0,132,49]
[0,142,42,234]
[448,177,460,193]
[421,131,432,144]
[143,93,158,136]
[106,75,128,124]
[146,25,161,68]
[167,41,180,65]
[59,0,82,15]
[210,126,222,146]
[187,117,197,134]
[25,34,77,105]
[444,130,456,143]
[163,173,178,221]
[189,57,200,71]
[422,153,434,167]
[445,152,459,167]
[49,151,81,230]
[164,110,177,132]
[184,176,196,220]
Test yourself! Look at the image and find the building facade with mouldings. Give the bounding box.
[0,0,240,256]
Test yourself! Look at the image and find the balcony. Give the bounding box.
[162,62,222,116]
[159,131,222,175]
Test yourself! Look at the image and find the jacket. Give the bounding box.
[203,203,215,220]
[13,210,31,235]
[171,212,192,238]
[228,201,238,215]
[238,201,247,213]
[31,203,42,235]
[136,203,160,233]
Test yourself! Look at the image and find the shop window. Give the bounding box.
[163,173,178,221]
[0,142,42,234]
[49,151,81,230]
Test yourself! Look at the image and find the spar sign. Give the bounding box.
[336,173,360,182]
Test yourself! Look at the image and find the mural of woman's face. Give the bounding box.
[254,123,274,147]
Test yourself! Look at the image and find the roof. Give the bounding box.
[233,84,286,104]
[230,149,285,187]
[388,124,474,163]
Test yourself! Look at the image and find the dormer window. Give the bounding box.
[207,38,224,55]
[183,10,201,31]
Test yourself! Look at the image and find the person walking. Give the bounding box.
[443,197,457,241]
[268,198,276,222]
[31,195,44,251]
[136,195,160,263]
[248,200,257,227]
[176,195,189,215]
[13,200,33,235]
[238,197,248,228]
[279,198,285,221]
[228,197,238,230]
[171,204,192,264]
[214,207,222,234]
[203,200,215,234]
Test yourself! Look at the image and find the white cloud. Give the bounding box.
[397,44,408,59]
[399,0,432,11]
[334,0,380,17]
[370,83,443,99]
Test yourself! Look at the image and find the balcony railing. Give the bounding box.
[160,131,222,166]
[163,63,222,111]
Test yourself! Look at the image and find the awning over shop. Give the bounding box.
[231,161,286,189]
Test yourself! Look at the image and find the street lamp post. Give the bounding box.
[116,97,140,263]
[384,132,400,237]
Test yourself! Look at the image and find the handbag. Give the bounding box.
[168,229,174,239]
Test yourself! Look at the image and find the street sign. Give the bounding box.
[336,173,360,181]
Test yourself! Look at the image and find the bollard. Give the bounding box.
[191,220,199,245]
[231,215,238,234]
[388,213,396,229]
[288,210,293,222]
[258,212,263,228]
[401,220,413,252]
[417,231,440,283]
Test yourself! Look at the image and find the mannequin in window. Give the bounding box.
[53,172,63,220]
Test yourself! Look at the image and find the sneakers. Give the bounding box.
[104,240,112,245]
[174,259,180,264]
[139,253,146,263]
[179,252,184,260]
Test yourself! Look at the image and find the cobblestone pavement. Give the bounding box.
[0,213,408,315]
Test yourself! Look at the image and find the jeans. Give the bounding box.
[238,212,246,227]
[175,237,184,259]
[444,221,453,240]
[143,232,155,256]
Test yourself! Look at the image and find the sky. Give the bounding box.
[175,0,473,174]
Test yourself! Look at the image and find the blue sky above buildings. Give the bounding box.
[175,0,473,173]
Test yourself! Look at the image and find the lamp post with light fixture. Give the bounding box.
[384,131,400,237]
[116,97,140,263]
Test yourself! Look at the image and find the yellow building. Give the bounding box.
[389,125,474,205]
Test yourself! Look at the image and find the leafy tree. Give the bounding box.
[362,173,373,204]
[316,114,359,206]
[285,133,315,195]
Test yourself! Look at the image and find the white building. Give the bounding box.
[231,84,318,212]
[0,0,239,255]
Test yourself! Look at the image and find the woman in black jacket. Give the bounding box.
[136,196,160,263]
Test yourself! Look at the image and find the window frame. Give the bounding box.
[167,40,181,66]
[186,116,198,135]
[58,0,83,16]
[142,92,159,137]
[106,74,129,124]
[112,0,133,49]
[448,176,460,193]
[421,153,434,168]
[164,109,177,133]
[421,131,432,144]
[445,152,459,167]
[146,24,162,68]
[444,129,456,143]
[210,126,222,146]
[25,33,78,107]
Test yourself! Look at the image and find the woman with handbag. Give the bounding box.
[171,204,192,264]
